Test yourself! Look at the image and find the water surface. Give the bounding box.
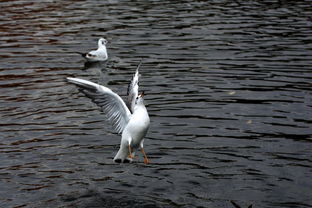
[0,0,312,207]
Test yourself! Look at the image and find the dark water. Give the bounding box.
[1,0,312,207]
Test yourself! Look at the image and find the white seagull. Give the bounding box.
[81,38,108,62]
[67,62,150,164]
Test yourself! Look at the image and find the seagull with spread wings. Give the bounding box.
[67,62,150,164]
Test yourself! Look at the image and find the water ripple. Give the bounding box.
[0,0,312,207]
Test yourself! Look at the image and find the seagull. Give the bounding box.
[67,62,150,164]
[81,38,108,62]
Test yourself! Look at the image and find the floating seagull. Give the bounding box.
[81,38,108,62]
[67,62,150,164]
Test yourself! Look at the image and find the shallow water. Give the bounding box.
[1,0,312,207]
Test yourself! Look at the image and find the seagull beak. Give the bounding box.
[138,91,145,97]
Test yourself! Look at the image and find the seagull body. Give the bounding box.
[114,97,150,163]
[82,38,108,62]
[67,63,150,164]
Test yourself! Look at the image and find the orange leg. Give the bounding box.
[141,148,149,164]
[128,145,134,158]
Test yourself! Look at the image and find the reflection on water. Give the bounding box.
[0,0,312,207]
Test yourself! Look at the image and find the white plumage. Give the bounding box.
[82,38,108,62]
[67,63,150,164]
[127,61,141,113]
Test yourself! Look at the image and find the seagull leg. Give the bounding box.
[141,148,149,164]
[128,145,134,159]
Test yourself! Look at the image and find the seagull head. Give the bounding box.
[135,91,145,105]
[98,38,108,47]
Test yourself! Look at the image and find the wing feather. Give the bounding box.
[127,60,142,113]
[67,77,131,134]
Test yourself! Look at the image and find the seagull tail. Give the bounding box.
[113,145,133,163]
[74,52,87,57]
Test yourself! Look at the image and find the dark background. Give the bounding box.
[0,0,311,207]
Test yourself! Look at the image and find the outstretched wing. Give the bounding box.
[67,77,131,134]
[127,60,142,113]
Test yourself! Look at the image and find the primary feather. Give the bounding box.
[127,60,142,113]
[67,78,131,134]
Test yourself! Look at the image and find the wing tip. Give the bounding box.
[66,77,78,84]
[66,77,75,81]
[136,59,143,73]
[66,77,100,92]
[66,77,83,84]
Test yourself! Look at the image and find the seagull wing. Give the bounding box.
[127,60,142,113]
[67,77,131,134]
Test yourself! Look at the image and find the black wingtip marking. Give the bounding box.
[74,52,87,57]
[230,201,253,208]
[230,200,241,208]
[114,159,122,163]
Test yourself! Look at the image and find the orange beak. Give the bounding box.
[138,91,145,97]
